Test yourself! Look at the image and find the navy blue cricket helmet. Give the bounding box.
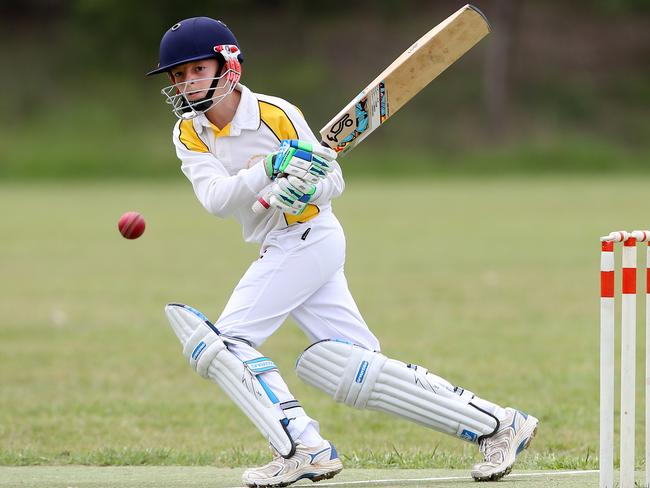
[147,17,243,76]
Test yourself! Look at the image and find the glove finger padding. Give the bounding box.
[282,167,320,185]
[269,177,315,215]
[285,175,315,195]
[270,194,306,215]
[277,177,315,202]
[280,157,320,184]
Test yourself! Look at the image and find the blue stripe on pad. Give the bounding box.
[183,305,209,322]
[355,361,369,383]
[191,341,206,360]
[182,304,220,335]
[257,377,279,404]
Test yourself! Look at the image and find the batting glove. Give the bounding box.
[264,140,336,183]
[269,175,317,216]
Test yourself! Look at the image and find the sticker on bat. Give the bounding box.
[328,81,388,153]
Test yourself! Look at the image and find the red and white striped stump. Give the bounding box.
[600,230,650,488]
[620,236,636,488]
[600,239,615,488]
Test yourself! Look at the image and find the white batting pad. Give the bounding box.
[296,339,498,442]
[165,303,296,457]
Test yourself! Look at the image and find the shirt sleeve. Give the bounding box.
[284,105,345,205]
[173,122,269,218]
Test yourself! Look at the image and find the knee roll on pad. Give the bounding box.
[165,303,300,457]
[295,339,498,442]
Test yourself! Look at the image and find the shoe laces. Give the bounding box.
[479,430,510,464]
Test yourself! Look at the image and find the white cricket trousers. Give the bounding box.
[216,209,380,446]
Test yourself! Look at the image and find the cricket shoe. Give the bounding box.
[471,407,538,481]
[242,440,343,488]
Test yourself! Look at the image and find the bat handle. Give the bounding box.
[252,196,270,214]
[250,167,291,214]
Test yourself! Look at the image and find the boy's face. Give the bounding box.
[169,59,220,101]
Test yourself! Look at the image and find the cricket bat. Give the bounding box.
[254,4,490,213]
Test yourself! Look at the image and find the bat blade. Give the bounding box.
[319,4,490,156]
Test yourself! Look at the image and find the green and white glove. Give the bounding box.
[264,139,336,183]
[269,175,317,216]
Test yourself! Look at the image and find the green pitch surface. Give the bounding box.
[0,466,599,487]
[0,178,647,474]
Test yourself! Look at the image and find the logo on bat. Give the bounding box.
[334,99,369,153]
[326,113,355,143]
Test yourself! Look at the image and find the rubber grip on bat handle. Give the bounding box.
[252,197,269,214]
[252,171,287,214]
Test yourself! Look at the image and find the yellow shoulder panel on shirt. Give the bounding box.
[259,101,298,141]
[179,120,209,153]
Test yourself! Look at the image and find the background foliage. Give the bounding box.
[1,0,648,178]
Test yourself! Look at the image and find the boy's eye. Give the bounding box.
[196,66,205,72]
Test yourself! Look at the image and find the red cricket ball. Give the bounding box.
[118,211,146,239]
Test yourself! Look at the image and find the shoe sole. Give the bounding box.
[245,461,343,488]
[472,420,538,482]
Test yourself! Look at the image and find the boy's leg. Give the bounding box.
[223,339,323,448]
[292,268,507,423]
[292,268,537,481]
[165,221,349,487]
[165,303,302,456]
[165,226,340,449]
[165,303,343,488]
[212,223,347,448]
[290,267,380,351]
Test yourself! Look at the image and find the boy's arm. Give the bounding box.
[173,123,268,218]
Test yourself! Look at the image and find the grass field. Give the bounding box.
[0,177,648,483]
[0,466,601,488]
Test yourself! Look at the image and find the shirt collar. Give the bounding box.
[194,83,260,136]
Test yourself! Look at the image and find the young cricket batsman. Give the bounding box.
[148,16,539,488]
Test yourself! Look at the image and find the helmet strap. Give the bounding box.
[192,68,222,112]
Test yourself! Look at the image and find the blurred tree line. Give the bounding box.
[0,0,648,178]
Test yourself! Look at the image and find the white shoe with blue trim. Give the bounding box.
[471,407,538,481]
[242,440,343,488]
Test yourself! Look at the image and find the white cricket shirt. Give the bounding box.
[172,83,344,244]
